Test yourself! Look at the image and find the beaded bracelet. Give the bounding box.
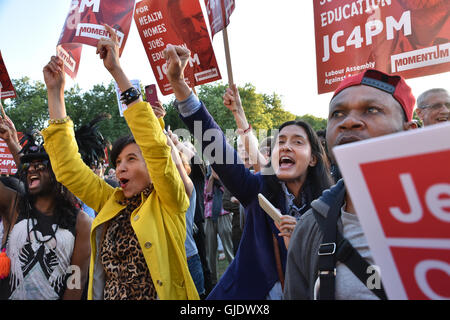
[48,116,71,125]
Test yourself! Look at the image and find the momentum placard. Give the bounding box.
[313,0,450,94]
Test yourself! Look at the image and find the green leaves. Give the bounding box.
[4,78,130,144]
[3,79,326,152]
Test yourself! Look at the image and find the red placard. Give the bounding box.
[204,0,235,38]
[0,50,17,99]
[313,0,450,94]
[57,0,135,79]
[361,150,450,300]
[134,0,221,95]
[360,150,450,240]
[390,247,450,300]
[334,124,450,299]
[0,134,23,175]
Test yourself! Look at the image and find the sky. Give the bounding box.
[0,0,449,119]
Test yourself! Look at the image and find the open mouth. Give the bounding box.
[119,178,129,189]
[28,175,41,189]
[279,156,295,169]
[436,116,449,122]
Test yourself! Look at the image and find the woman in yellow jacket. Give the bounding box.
[41,25,198,300]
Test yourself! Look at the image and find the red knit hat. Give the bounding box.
[332,69,416,122]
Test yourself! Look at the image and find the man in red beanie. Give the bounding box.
[284,69,417,300]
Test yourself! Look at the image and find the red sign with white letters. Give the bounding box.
[360,150,450,299]
[0,50,16,99]
[57,0,135,78]
[313,0,450,94]
[204,0,235,38]
[134,0,221,95]
[334,123,450,300]
[391,247,450,300]
[0,134,23,175]
[361,150,450,240]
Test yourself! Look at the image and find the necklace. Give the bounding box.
[26,207,59,244]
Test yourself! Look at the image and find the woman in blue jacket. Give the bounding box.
[163,44,333,299]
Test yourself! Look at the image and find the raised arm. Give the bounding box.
[163,44,192,102]
[223,85,268,172]
[42,56,114,212]
[96,25,141,106]
[0,113,21,168]
[163,45,262,206]
[166,130,194,198]
[166,128,196,162]
[96,26,188,214]
[151,100,194,198]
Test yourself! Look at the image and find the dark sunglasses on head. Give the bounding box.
[21,160,50,172]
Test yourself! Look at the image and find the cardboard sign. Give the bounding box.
[114,79,141,117]
[134,0,221,95]
[57,0,135,78]
[204,0,235,38]
[0,50,17,99]
[334,123,450,300]
[313,0,450,94]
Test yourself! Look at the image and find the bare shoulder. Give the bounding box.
[75,210,93,235]
[0,180,19,217]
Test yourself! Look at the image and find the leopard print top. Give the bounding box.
[101,185,157,300]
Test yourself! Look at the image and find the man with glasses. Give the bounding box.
[416,88,450,127]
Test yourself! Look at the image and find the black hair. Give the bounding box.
[316,129,326,138]
[110,135,136,169]
[17,158,78,231]
[75,113,111,168]
[264,120,333,208]
[12,129,79,230]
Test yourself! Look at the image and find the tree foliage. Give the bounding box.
[4,78,130,144]
[163,82,299,141]
[3,78,327,150]
[295,114,328,131]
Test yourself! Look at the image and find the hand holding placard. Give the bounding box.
[258,193,282,225]
[96,25,121,73]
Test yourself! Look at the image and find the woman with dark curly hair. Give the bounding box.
[0,123,91,300]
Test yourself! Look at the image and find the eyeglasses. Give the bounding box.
[21,160,49,172]
[419,102,450,111]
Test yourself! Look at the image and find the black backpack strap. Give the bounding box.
[335,235,387,300]
[312,193,387,300]
[313,199,340,300]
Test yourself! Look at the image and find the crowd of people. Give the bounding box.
[0,25,448,300]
